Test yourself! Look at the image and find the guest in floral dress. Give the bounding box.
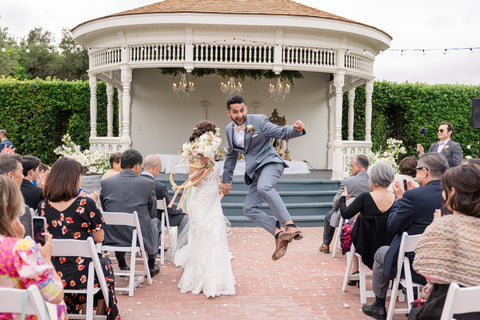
[0,175,67,320]
[38,158,120,319]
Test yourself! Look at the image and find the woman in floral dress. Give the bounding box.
[38,158,120,319]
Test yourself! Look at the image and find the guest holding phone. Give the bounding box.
[0,175,67,320]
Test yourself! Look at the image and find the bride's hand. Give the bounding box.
[200,156,210,166]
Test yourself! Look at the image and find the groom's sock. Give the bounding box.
[286,223,297,228]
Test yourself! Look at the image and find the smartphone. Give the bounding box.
[403,179,408,191]
[32,216,46,246]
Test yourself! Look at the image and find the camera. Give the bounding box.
[419,128,427,135]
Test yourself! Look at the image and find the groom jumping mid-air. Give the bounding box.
[221,95,306,261]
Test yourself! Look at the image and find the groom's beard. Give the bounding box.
[229,115,246,126]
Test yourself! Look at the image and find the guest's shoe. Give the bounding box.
[362,303,386,320]
[348,271,359,286]
[272,237,289,261]
[119,265,130,271]
[319,244,330,254]
[149,264,160,278]
[285,225,303,240]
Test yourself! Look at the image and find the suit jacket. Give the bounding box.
[383,180,443,283]
[100,169,158,255]
[0,138,13,152]
[427,140,463,167]
[222,114,305,184]
[20,179,44,210]
[140,173,183,218]
[332,171,370,212]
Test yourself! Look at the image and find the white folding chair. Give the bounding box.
[157,198,176,265]
[0,285,50,320]
[52,237,109,320]
[331,216,344,258]
[386,232,423,320]
[100,211,152,296]
[342,243,374,304]
[441,283,480,320]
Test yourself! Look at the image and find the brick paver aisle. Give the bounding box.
[116,227,405,319]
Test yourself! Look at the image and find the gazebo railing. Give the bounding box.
[283,46,337,68]
[129,43,185,63]
[91,47,122,69]
[342,140,372,176]
[193,43,275,64]
[344,52,373,74]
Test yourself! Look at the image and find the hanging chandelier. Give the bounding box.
[268,78,291,101]
[220,77,243,96]
[172,73,195,98]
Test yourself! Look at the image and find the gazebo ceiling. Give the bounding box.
[72,0,391,40]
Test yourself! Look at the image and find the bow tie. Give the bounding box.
[233,125,245,132]
[438,141,446,145]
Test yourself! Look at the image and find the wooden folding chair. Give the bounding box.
[440,283,480,320]
[386,232,423,320]
[52,237,109,320]
[157,198,176,265]
[0,285,50,320]
[100,211,152,296]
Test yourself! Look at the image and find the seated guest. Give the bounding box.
[101,149,160,277]
[340,161,395,270]
[0,175,67,319]
[20,155,45,209]
[0,153,34,237]
[0,129,14,152]
[38,158,120,319]
[408,163,480,320]
[388,156,419,194]
[102,153,122,180]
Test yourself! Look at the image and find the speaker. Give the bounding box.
[472,98,480,128]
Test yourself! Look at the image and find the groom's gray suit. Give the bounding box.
[222,114,305,234]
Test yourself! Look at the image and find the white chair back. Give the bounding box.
[0,285,50,320]
[52,237,108,320]
[440,283,480,320]
[157,198,176,265]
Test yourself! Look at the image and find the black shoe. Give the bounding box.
[362,303,386,320]
[119,264,130,271]
[149,264,160,278]
[348,271,359,286]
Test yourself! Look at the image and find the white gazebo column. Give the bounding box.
[327,96,335,169]
[117,88,123,136]
[365,80,373,143]
[120,65,132,149]
[106,83,114,137]
[347,89,356,141]
[331,71,345,180]
[89,74,97,138]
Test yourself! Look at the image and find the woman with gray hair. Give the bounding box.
[339,161,396,270]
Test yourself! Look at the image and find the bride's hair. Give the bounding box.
[189,120,217,142]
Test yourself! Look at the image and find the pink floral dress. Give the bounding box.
[0,235,67,320]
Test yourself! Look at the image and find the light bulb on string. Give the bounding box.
[422,49,425,55]
[443,49,447,55]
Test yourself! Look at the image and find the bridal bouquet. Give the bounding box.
[181,128,222,168]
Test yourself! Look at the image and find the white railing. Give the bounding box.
[89,137,127,154]
[193,43,275,64]
[344,52,373,74]
[129,44,185,64]
[342,140,372,175]
[91,48,122,69]
[283,46,336,68]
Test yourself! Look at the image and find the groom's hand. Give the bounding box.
[293,120,305,132]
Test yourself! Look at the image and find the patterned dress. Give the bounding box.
[38,196,120,320]
[0,235,67,320]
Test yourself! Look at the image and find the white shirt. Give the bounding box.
[233,125,245,148]
[437,139,450,153]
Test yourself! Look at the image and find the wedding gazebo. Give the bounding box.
[71,0,391,179]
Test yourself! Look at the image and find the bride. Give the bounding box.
[174,120,236,298]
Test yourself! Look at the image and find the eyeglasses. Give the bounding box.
[415,167,429,171]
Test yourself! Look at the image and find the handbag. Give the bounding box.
[340,220,355,255]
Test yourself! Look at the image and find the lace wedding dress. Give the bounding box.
[174,164,236,298]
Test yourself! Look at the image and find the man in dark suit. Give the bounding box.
[417,122,463,167]
[100,149,160,277]
[20,155,44,209]
[0,129,14,152]
[141,154,189,250]
[362,153,448,319]
[319,154,370,254]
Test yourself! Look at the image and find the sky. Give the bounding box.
[1,0,479,85]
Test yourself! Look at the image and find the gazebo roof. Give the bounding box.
[72,0,391,39]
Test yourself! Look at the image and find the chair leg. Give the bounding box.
[342,247,355,291]
[331,218,344,259]
[358,255,367,305]
[386,276,401,320]
[86,263,95,320]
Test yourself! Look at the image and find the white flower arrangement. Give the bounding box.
[181,128,222,168]
[54,134,109,174]
[366,138,407,173]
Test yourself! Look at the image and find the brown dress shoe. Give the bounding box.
[272,237,289,261]
[285,225,303,240]
[319,244,330,254]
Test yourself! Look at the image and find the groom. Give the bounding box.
[221,95,306,261]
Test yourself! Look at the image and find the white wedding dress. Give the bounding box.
[174,163,236,298]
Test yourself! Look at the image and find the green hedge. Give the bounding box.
[0,78,118,164]
[343,81,480,158]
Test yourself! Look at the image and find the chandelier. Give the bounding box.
[172,73,195,98]
[220,77,243,96]
[268,78,291,101]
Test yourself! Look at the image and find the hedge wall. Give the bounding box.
[343,81,480,158]
[0,78,118,164]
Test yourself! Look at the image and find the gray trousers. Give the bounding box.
[322,209,336,245]
[372,245,390,298]
[244,163,291,235]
